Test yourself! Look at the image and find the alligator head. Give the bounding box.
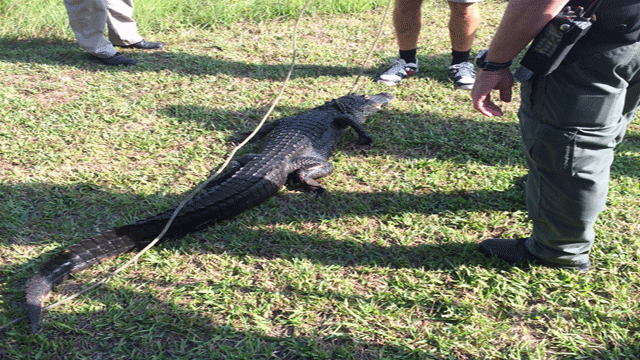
[327,93,393,121]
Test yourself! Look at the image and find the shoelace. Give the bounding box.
[451,62,476,78]
[384,59,407,75]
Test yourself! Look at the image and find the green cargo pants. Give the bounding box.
[518,40,640,267]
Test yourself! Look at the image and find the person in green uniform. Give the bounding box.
[471,0,640,271]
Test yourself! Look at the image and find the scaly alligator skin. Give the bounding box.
[24,93,392,332]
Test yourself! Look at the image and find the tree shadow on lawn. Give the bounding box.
[0,178,525,264]
[0,36,459,85]
[1,185,637,359]
[0,282,453,359]
[0,36,359,79]
[0,180,520,359]
[3,277,637,359]
[0,176,522,323]
[1,185,637,357]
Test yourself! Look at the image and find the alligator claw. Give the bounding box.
[356,134,373,145]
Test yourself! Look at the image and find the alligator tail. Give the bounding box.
[25,175,281,332]
[25,221,164,333]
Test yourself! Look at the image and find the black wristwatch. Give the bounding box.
[475,49,512,72]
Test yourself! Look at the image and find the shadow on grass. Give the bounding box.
[0,178,524,257]
[3,279,638,358]
[1,181,638,359]
[0,282,447,359]
[162,104,640,179]
[0,181,637,358]
[0,36,456,85]
[0,180,515,357]
[0,36,356,79]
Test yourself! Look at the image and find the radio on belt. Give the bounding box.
[514,1,601,82]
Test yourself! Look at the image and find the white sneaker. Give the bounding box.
[448,61,476,90]
[378,58,419,85]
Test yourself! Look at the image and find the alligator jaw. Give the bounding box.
[369,92,393,106]
[363,93,393,115]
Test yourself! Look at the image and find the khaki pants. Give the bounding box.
[518,40,640,266]
[64,0,142,57]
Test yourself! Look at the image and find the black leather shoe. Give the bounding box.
[117,40,164,50]
[90,52,137,66]
[479,238,590,272]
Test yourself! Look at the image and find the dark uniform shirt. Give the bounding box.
[587,0,640,43]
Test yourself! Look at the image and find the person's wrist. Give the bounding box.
[481,61,512,72]
[475,49,512,72]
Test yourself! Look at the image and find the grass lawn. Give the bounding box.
[1,0,639,359]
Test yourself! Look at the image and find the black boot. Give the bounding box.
[479,238,590,272]
[90,52,137,66]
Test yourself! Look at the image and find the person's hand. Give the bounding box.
[471,68,514,117]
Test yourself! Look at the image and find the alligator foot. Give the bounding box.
[332,115,373,145]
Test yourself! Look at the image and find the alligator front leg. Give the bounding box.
[332,114,373,145]
[287,157,334,195]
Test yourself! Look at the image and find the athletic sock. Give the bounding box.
[399,49,417,64]
[451,50,471,65]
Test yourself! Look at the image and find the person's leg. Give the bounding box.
[379,0,424,84]
[447,0,481,89]
[64,0,117,57]
[394,0,423,54]
[447,1,479,55]
[483,41,640,269]
[105,0,142,46]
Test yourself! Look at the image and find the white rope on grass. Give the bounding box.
[0,0,313,333]
[1,0,394,332]
[350,0,393,95]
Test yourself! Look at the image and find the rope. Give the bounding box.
[1,0,393,332]
[0,0,312,333]
[350,0,393,94]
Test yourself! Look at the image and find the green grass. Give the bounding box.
[0,0,388,37]
[1,0,640,359]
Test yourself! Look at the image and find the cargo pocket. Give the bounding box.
[528,122,577,176]
[540,46,625,128]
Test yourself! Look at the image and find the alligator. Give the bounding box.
[24,92,392,332]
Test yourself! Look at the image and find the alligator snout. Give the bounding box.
[368,92,393,107]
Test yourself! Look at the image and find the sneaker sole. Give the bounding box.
[455,83,473,90]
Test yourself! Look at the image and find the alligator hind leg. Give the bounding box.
[332,114,373,145]
[287,157,334,195]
